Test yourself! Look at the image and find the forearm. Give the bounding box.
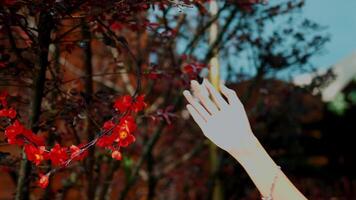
[228,135,307,200]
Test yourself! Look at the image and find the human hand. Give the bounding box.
[183,79,257,156]
[184,79,308,200]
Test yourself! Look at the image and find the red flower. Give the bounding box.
[38,173,49,189]
[24,144,47,166]
[96,132,117,147]
[69,144,88,161]
[132,95,147,112]
[48,144,68,166]
[96,120,118,147]
[5,120,25,146]
[116,129,136,147]
[182,62,206,78]
[22,129,45,146]
[111,150,122,160]
[118,115,137,133]
[0,91,8,107]
[113,94,147,113]
[97,117,137,148]
[113,95,132,112]
[115,116,137,147]
[102,120,116,130]
[4,120,45,146]
[0,108,17,119]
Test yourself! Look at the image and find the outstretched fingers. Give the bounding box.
[202,79,228,109]
[186,104,206,129]
[183,90,210,122]
[190,80,219,114]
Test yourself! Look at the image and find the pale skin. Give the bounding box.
[183,79,307,200]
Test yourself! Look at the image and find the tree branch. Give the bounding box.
[15,12,54,200]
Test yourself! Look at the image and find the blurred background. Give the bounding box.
[0,0,355,199]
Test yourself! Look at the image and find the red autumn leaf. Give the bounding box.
[182,62,206,78]
[154,105,177,124]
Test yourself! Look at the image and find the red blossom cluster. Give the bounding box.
[114,94,146,113]
[0,92,146,189]
[183,62,206,78]
[181,56,207,80]
[5,120,45,146]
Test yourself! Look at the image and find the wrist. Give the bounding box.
[227,133,261,162]
[238,135,273,166]
[233,137,280,197]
